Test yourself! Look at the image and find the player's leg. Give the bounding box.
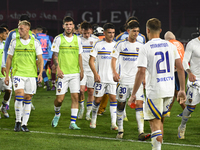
[69,74,81,130]
[78,85,85,119]
[50,57,56,90]
[43,59,51,91]
[85,87,94,120]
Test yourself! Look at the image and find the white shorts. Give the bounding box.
[93,82,116,97]
[143,97,172,120]
[56,74,80,95]
[80,71,94,88]
[185,86,200,106]
[0,77,12,91]
[116,84,144,102]
[13,76,37,94]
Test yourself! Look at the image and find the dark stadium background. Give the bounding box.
[0,0,199,42]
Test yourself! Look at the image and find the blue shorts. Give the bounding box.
[175,71,187,91]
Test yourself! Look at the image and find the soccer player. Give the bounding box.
[78,21,99,120]
[111,20,150,140]
[177,31,200,139]
[89,23,118,130]
[51,16,84,130]
[36,26,52,91]
[5,20,43,132]
[164,31,187,117]
[0,27,12,118]
[1,14,37,111]
[128,18,186,150]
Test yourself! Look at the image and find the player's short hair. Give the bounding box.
[19,14,30,22]
[146,18,161,32]
[80,21,92,30]
[18,20,31,29]
[0,27,6,34]
[126,16,139,25]
[36,25,43,31]
[126,20,140,29]
[42,27,47,33]
[63,16,74,24]
[103,23,115,31]
[0,23,9,30]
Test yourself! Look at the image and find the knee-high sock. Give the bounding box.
[22,99,32,126]
[151,130,162,150]
[79,99,85,109]
[15,96,24,122]
[180,106,195,128]
[136,108,144,134]
[86,102,92,116]
[117,108,124,131]
[54,105,61,116]
[43,71,49,82]
[110,102,117,125]
[71,108,78,123]
[91,101,100,123]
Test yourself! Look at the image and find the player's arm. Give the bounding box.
[111,57,120,82]
[182,42,195,82]
[37,54,43,83]
[128,67,146,105]
[53,52,64,79]
[175,58,186,104]
[4,54,12,86]
[1,51,6,76]
[79,54,84,81]
[89,56,100,82]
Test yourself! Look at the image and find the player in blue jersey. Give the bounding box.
[36,26,52,91]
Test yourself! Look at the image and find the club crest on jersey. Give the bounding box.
[95,91,98,95]
[136,47,139,52]
[188,99,192,103]
[15,84,18,88]
[53,46,55,49]
[90,41,93,45]
[58,89,61,93]
[91,50,93,52]
[112,50,115,53]
[119,94,123,99]
[30,44,33,48]
[74,41,78,45]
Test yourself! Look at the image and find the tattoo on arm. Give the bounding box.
[53,52,59,67]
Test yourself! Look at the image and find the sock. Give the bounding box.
[22,99,31,126]
[71,108,78,124]
[136,108,144,134]
[117,108,124,131]
[79,99,85,109]
[91,101,100,123]
[123,105,127,118]
[42,71,48,82]
[151,130,162,150]
[6,90,12,106]
[180,106,195,128]
[15,96,24,122]
[2,100,7,106]
[110,101,117,125]
[86,101,92,116]
[54,106,61,116]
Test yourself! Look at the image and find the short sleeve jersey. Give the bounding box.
[80,34,99,72]
[90,39,116,84]
[111,38,143,84]
[137,38,180,99]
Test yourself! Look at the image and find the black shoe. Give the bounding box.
[21,125,30,132]
[45,81,51,91]
[138,132,151,141]
[14,122,21,132]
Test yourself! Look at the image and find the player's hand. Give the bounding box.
[80,70,84,81]
[4,76,9,86]
[128,95,136,106]
[57,68,64,79]
[1,67,6,76]
[177,90,186,104]
[37,74,43,83]
[94,74,101,83]
[188,72,196,82]
[113,72,120,82]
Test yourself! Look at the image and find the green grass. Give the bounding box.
[0,87,200,150]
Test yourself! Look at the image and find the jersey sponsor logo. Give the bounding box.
[156,76,173,83]
[123,48,128,51]
[136,47,139,52]
[90,41,93,45]
[101,47,106,50]
[150,43,168,49]
[123,57,137,61]
[101,56,111,59]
